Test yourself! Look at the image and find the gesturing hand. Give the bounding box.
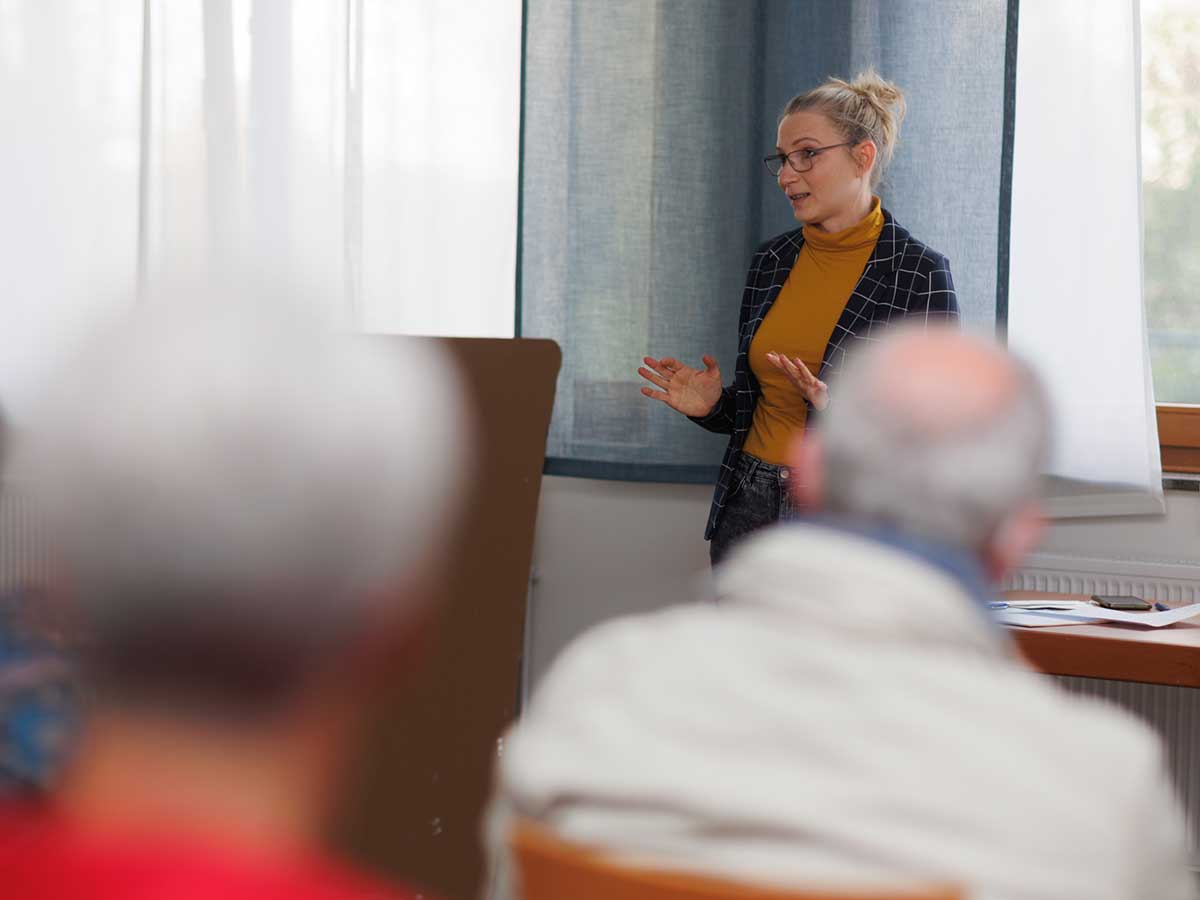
[766,352,828,411]
[638,355,724,418]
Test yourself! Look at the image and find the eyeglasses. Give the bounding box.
[763,142,855,176]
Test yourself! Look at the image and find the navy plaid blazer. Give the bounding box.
[690,209,959,540]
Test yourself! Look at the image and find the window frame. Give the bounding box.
[1142,1,1199,476]
[1158,404,1200,473]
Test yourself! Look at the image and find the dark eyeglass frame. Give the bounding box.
[763,142,856,176]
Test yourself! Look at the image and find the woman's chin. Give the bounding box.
[791,200,815,223]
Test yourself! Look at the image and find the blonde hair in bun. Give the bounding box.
[782,69,907,189]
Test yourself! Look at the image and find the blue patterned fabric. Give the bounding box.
[0,588,77,796]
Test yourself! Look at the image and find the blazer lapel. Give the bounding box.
[818,209,911,378]
[746,229,804,346]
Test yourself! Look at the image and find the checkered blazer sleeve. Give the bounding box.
[905,253,959,325]
[688,386,735,434]
[686,240,773,436]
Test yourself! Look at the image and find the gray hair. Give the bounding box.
[13,284,468,710]
[818,331,1050,551]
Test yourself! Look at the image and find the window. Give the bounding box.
[1143,0,1200,474]
[1142,0,1200,407]
[1009,0,1164,514]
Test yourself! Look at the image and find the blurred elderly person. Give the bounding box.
[489,328,1194,900]
[0,289,467,900]
[0,409,77,798]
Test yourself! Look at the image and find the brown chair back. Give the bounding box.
[509,821,963,900]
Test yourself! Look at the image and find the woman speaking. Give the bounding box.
[638,72,959,564]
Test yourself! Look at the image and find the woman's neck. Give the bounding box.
[809,192,875,234]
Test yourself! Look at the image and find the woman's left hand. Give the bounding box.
[766,352,829,411]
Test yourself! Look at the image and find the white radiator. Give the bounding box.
[1008,551,1200,604]
[0,488,51,591]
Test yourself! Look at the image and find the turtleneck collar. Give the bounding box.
[802,196,884,253]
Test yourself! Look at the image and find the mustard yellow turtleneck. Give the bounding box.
[742,197,884,465]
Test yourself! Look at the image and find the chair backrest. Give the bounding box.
[508,821,963,900]
[335,337,560,900]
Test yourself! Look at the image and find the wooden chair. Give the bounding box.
[509,821,963,900]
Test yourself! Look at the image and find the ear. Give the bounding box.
[789,432,824,511]
[984,501,1044,582]
[855,140,877,178]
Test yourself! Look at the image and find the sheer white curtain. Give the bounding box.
[1008,0,1163,516]
[0,0,520,421]
[0,1,142,422]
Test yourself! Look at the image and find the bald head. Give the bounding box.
[866,330,1025,438]
[795,327,1050,566]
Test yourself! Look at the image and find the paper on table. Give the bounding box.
[996,609,1105,628]
[994,600,1097,627]
[1001,602,1200,629]
[1005,600,1094,611]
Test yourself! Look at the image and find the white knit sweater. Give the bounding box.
[489,523,1195,900]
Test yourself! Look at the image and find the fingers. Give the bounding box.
[641,357,671,378]
[788,355,819,385]
[763,351,830,409]
[767,352,815,381]
[637,366,671,390]
[766,352,816,397]
[640,386,670,402]
[648,355,713,376]
[794,356,813,375]
[779,357,808,392]
[766,351,801,378]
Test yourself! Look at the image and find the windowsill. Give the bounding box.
[1158,405,1200,476]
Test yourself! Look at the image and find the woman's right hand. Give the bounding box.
[638,355,724,418]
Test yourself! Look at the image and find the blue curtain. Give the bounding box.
[520,0,1014,481]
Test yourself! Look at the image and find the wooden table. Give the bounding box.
[1004,591,1200,688]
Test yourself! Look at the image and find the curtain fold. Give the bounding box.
[0,0,520,426]
[1008,0,1164,515]
[144,0,521,334]
[521,0,764,481]
[0,0,142,423]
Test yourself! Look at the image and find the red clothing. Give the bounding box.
[0,806,426,900]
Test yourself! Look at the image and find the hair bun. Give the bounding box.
[850,69,906,120]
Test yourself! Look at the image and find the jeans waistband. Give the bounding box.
[735,451,791,481]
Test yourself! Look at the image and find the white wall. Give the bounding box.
[526,476,712,687]
[525,475,1200,690]
[1037,487,1200,565]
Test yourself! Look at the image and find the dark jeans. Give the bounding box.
[708,452,798,567]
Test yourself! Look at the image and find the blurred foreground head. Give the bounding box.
[793,327,1050,578]
[14,281,468,715]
